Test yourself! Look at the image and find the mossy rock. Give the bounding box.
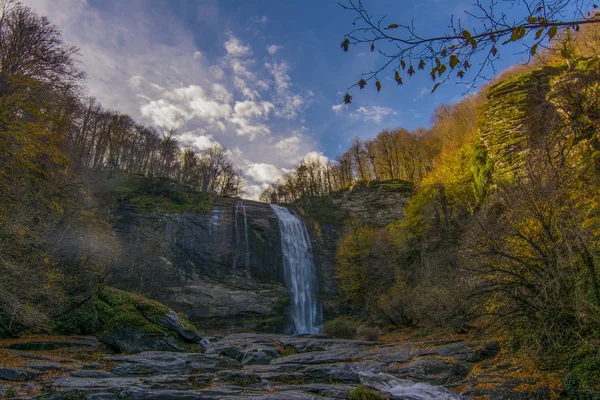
[94,287,203,353]
[348,385,388,400]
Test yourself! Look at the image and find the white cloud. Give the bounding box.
[414,87,429,101]
[265,62,310,120]
[210,65,225,80]
[275,136,300,154]
[224,36,251,58]
[268,62,290,93]
[302,151,329,166]
[245,183,270,201]
[245,162,283,184]
[22,0,318,200]
[233,100,274,119]
[140,100,189,129]
[250,15,268,24]
[231,121,271,138]
[267,44,281,55]
[351,106,397,124]
[178,131,221,152]
[332,104,345,114]
[128,75,143,87]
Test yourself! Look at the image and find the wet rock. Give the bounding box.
[427,340,499,363]
[98,325,189,354]
[106,352,240,375]
[302,363,360,383]
[8,339,98,351]
[389,357,471,385]
[26,361,74,371]
[147,311,203,343]
[240,348,281,365]
[71,370,114,378]
[0,366,39,381]
[217,371,262,386]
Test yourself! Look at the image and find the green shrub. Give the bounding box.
[53,302,100,335]
[564,351,600,399]
[348,385,388,400]
[323,317,357,339]
[357,326,379,341]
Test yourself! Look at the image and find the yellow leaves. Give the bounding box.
[449,55,460,69]
[535,28,544,40]
[395,70,403,85]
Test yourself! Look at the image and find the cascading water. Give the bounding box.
[270,205,321,334]
[359,372,460,400]
[232,199,250,269]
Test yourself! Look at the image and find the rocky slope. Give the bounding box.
[0,334,551,399]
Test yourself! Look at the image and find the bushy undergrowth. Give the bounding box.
[323,317,357,339]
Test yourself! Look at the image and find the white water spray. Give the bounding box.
[270,205,321,334]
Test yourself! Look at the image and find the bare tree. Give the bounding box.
[0,0,84,96]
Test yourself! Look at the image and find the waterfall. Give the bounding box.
[233,199,250,269]
[241,201,249,268]
[271,205,321,334]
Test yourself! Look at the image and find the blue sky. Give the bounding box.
[23,0,572,199]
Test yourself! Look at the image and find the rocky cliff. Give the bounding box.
[479,65,564,182]
[109,196,289,332]
[99,173,412,333]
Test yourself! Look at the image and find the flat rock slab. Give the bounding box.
[105,351,240,375]
[26,361,75,371]
[2,333,549,400]
[0,366,41,381]
[71,370,114,378]
[8,339,98,351]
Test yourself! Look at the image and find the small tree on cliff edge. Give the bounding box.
[339,0,600,104]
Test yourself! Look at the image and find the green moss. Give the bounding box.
[348,385,388,400]
[271,375,306,384]
[366,179,413,192]
[94,171,214,214]
[95,287,170,335]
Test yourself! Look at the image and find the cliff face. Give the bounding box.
[102,174,412,332]
[479,66,564,181]
[109,197,288,331]
[331,180,413,227]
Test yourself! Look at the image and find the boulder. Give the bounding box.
[94,287,204,353]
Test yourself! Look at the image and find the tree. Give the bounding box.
[339,0,600,103]
[0,0,84,96]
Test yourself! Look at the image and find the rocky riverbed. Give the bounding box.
[0,333,552,399]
